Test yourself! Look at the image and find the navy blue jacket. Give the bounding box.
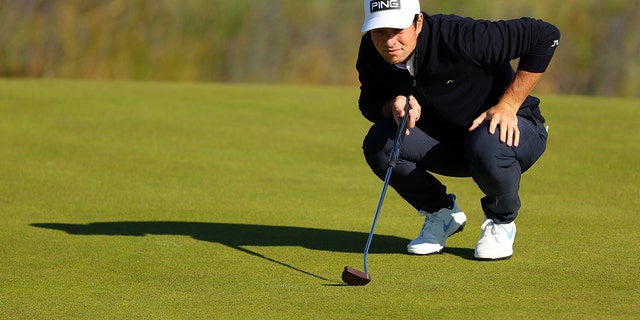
[357,13,560,134]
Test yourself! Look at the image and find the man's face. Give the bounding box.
[370,14,423,65]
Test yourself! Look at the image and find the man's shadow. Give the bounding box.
[31,221,410,283]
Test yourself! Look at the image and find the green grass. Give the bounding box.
[1,79,638,319]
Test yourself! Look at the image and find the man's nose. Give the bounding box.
[385,33,398,45]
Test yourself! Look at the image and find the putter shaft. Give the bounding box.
[362,96,412,275]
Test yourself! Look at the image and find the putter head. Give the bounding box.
[342,266,371,286]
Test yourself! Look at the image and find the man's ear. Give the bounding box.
[415,13,424,34]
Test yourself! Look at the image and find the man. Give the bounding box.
[357,0,560,260]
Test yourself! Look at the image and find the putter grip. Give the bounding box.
[397,95,412,142]
[388,95,412,168]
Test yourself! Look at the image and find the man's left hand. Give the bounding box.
[468,102,520,147]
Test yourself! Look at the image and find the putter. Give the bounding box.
[342,95,412,286]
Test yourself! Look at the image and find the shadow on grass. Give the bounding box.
[30,221,408,253]
[442,247,476,261]
[31,221,410,283]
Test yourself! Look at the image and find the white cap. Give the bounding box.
[361,0,421,33]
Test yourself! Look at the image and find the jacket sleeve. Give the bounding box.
[448,16,561,73]
[356,33,392,123]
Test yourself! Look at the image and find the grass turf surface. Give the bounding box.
[1,79,638,319]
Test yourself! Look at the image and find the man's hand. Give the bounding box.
[385,95,421,135]
[468,69,544,147]
[469,101,520,147]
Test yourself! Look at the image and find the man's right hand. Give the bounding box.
[384,95,421,135]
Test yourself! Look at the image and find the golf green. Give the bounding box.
[1,79,638,319]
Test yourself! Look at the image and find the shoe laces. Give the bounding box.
[481,219,497,236]
[417,211,440,237]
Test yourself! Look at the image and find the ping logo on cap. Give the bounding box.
[370,0,401,13]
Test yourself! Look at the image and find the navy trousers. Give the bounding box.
[362,116,548,223]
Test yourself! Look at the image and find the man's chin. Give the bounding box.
[384,56,405,65]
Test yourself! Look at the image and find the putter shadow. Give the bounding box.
[30,221,409,283]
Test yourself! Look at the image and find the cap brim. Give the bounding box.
[361,15,415,33]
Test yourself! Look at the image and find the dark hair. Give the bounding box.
[412,13,421,27]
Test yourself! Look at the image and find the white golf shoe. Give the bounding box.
[407,195,467,255]
[474,218,516,260]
